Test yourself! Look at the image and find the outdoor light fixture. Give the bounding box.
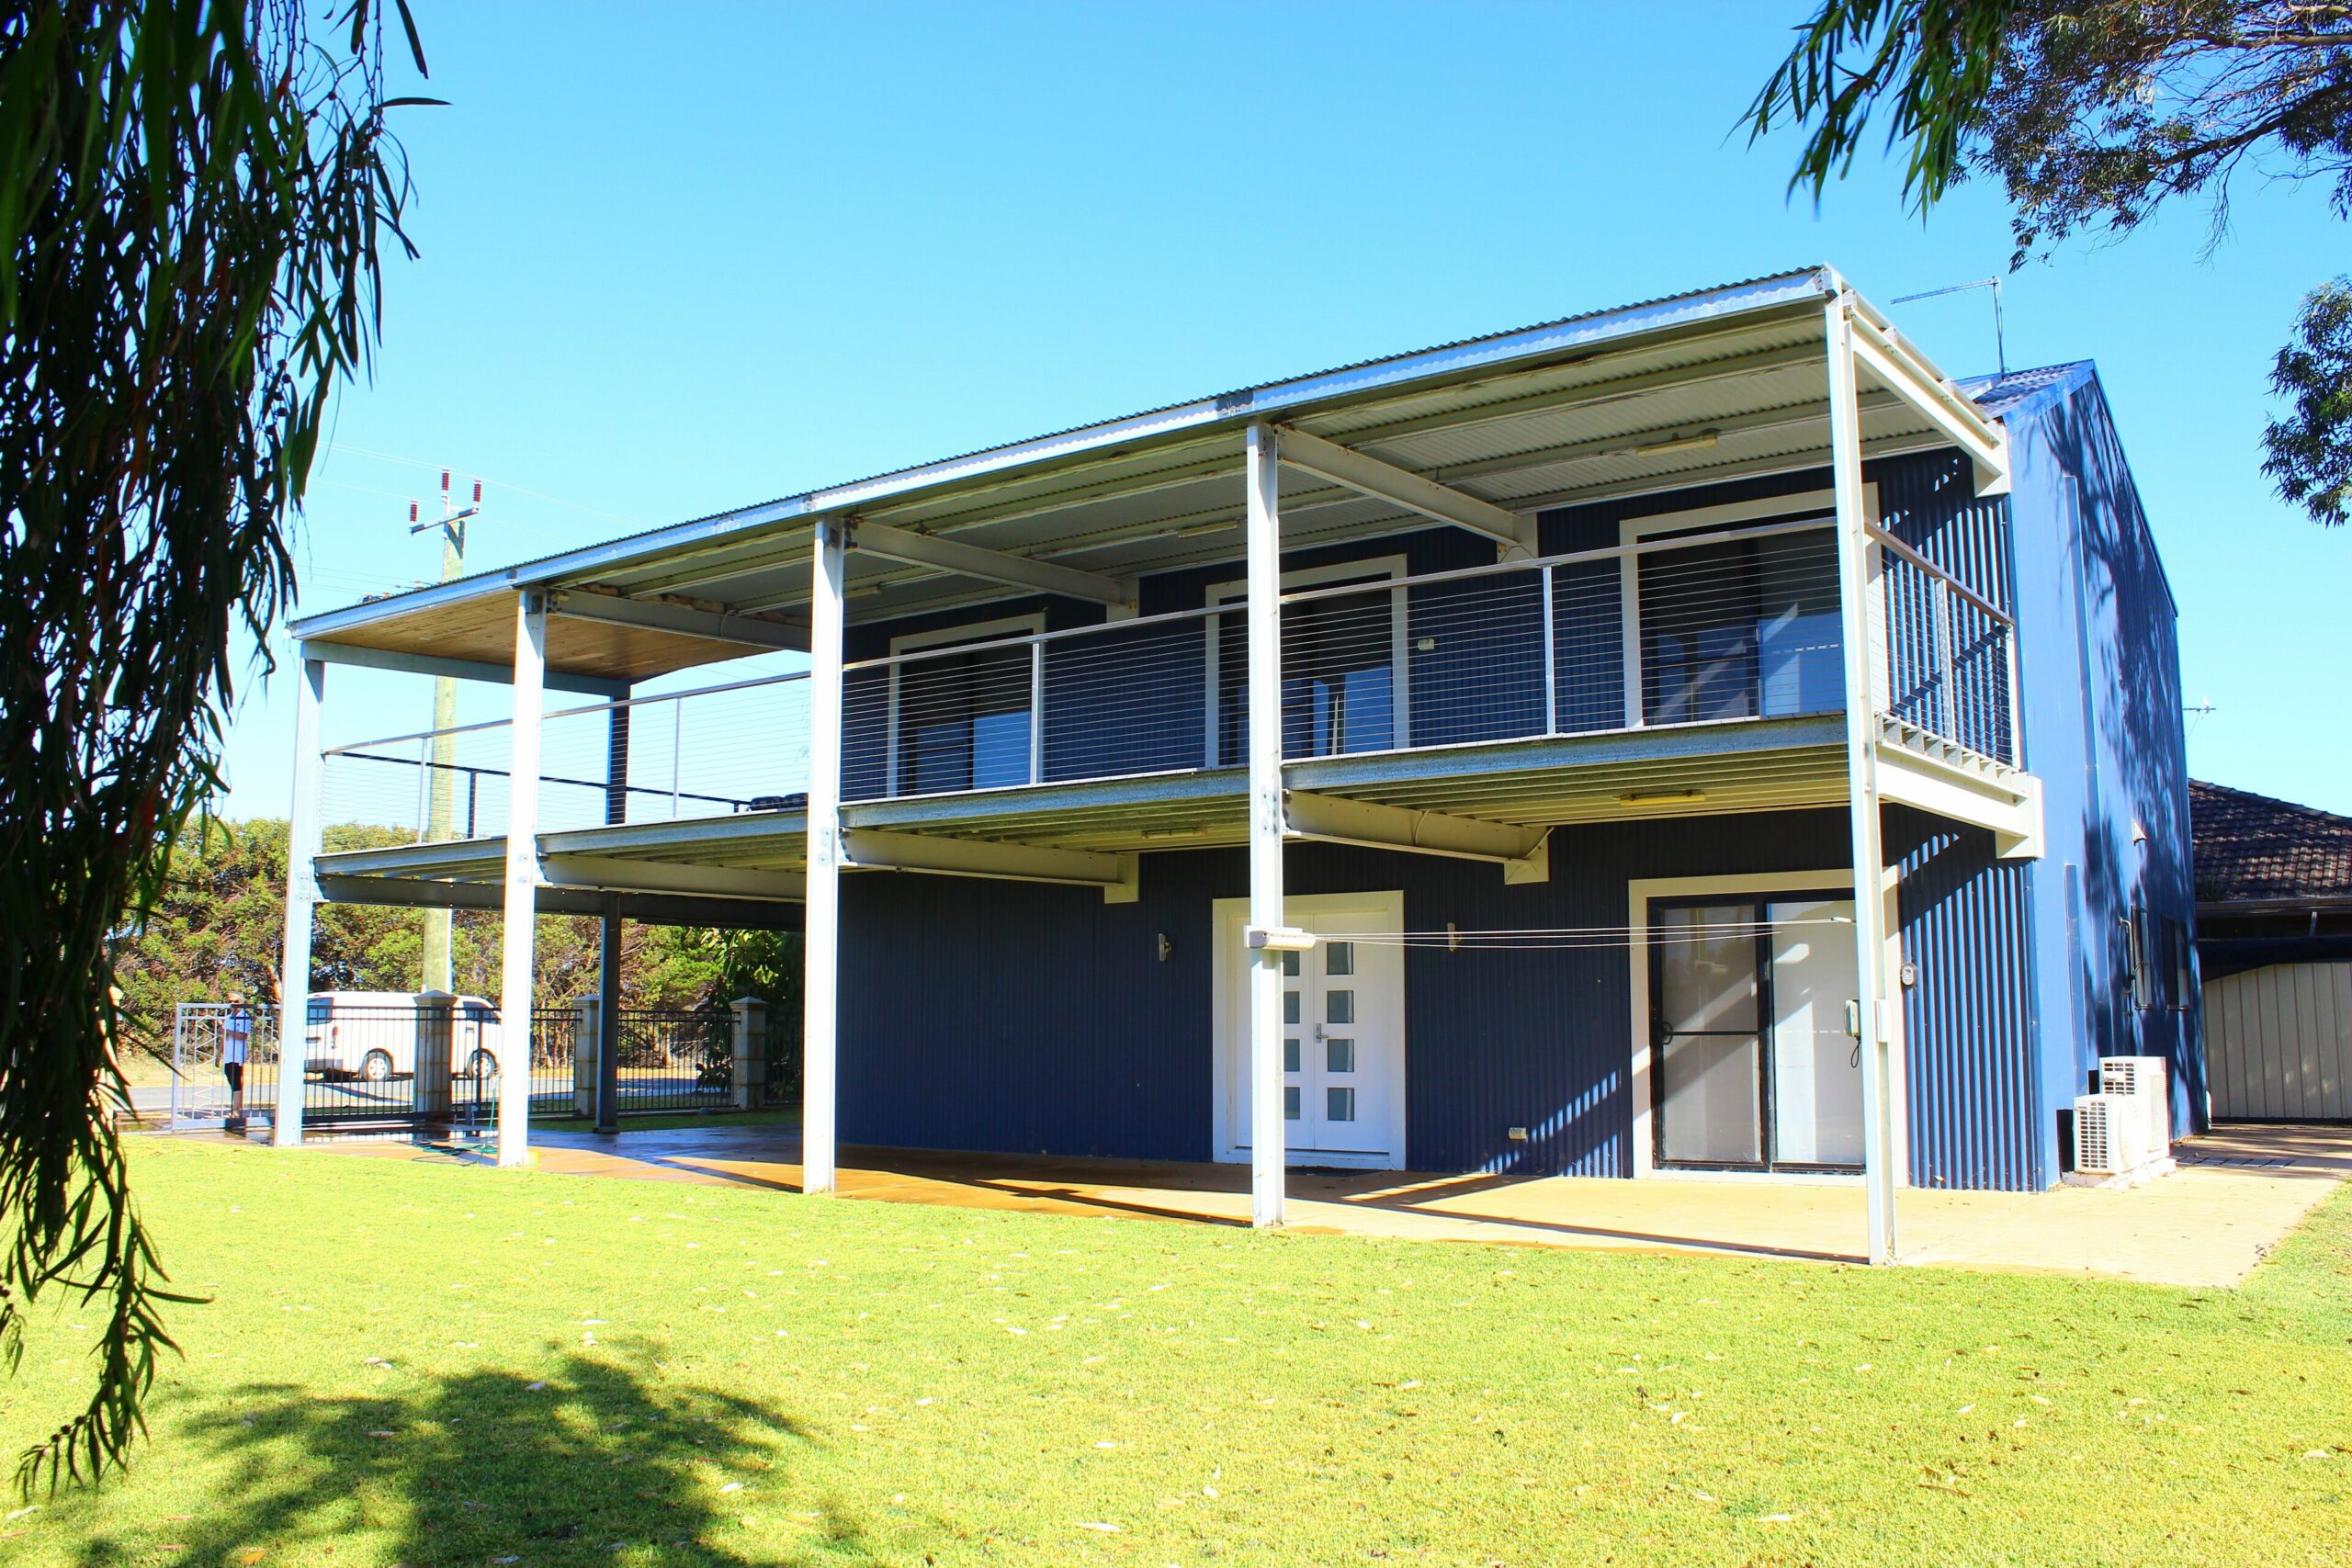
[1157,932,1172,963]
[1617,787,1706,804]
[1634,429,1721,457]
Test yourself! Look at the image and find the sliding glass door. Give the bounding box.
[1649,895,1862,1171]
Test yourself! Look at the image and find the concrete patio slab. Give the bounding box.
[323,1121,2349,1289]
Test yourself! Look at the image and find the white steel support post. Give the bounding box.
[273,656,327,1147]
[1243,423,1287,1229]
[496,592,548,1169]
[802,517,847,1195]
[1826,299,1900,1265]
[1028,639,1045,785]
[1538,565,1558,735]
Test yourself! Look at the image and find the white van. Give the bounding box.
[303,991,506,1083]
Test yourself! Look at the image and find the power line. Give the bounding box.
[322,442,644,529]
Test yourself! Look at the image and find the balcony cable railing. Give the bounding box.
[321,668,812,844]
[319,514,2017,844]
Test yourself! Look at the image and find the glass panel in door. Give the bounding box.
[1216,582,1396,765]
[899,644,1032,795]
[1641,540,1760,725]
[1640,530,1843,724]
[1282,949,1302,1124]
[1653,902,1764,1165]
[1767,898,1863,1167]
[1318,941,1359,1131]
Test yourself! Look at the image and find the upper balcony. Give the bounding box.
[293,267,2041,908]
[314,504,2033,901]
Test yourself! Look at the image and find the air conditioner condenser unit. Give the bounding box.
[2072,1092,2152,1179]
[2098,1055,2171,1155]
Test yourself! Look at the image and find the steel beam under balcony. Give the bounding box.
[1874,739,2044,861]
[546,590,810,652]
[298,638,632,697]
[1272,425,1536,553]
[850,520,1131,605]
[540,853,806,902]
[1283,789,1551,882]
[313,873,802,929]
[840,828,1138,900]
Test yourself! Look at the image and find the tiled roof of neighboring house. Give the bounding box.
[2190,779,2352,907]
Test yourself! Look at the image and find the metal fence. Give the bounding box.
[168,999,760,1135]
[605,1007,735,1115]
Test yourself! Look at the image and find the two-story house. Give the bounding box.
[275,267,2202,1262]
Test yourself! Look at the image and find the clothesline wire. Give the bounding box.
[1305,917,1852,940]
[1295,916,1854,953]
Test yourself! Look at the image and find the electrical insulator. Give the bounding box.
[473,480,482,504]
[409,502,418,523]
[440,468,450,492]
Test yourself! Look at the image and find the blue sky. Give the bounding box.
[224,1,2348,816]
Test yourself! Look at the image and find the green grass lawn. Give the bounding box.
[2,1140,2347,1567]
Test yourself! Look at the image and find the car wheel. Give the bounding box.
[360,1050,393,1084]
[468,1048,498,1080]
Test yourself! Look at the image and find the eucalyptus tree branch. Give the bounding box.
[0,0,430,1490]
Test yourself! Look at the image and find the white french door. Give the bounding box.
[1213,892,1406,1169]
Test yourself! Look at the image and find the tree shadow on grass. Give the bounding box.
[66,1352,905,1566]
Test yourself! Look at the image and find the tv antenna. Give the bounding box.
[1892,276,2006,377]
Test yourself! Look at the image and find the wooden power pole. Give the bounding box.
[413,471,480,995]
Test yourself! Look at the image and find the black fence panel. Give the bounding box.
[762,1000,803,1107]
[175,998,772,1134]
[610,1007,735,1114]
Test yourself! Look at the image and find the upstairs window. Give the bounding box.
[888,615,1043,795]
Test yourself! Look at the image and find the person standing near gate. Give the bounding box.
[221,997,251,1134]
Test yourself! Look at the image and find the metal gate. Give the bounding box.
[170,999,745,1134]
[611,1008,735,1114]
[170,1002,282,1132]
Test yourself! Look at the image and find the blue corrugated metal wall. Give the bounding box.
[831,451,2083,1189]
[1999,367,2204,1164]
[1887,806,2041,1190]
[839,811,1877,1176]
[837,804,2049,1184]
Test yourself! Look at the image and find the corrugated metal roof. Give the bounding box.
[294,267,1844,639]
[1956,360,2089,417]
[292,266,2040,688]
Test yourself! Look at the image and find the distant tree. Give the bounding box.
[108,818,418,1060]
[107,817,757,1057]
[0,0,432,1487]
[1746,1,2352,524]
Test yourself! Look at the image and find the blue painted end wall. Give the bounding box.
[2000,368,2204,1169]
